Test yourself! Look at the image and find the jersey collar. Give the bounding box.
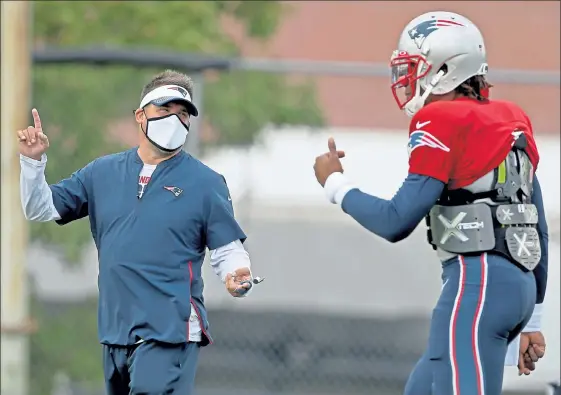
[131,147,187,167]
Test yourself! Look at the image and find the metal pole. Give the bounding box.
[232,57,560,85]
[186,72,204,158]
[32,47,560,85]
[1,2,32,395]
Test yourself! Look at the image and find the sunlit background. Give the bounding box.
[1,2,559,395]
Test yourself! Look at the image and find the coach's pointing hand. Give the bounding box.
[17,109,50,161]
[314,137,345,186]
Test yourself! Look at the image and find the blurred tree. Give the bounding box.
[29,296,100,394]
[31,1,324,262]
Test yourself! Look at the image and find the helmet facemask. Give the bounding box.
[390,50,446,117]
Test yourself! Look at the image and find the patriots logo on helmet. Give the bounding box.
[408,131,450,157]
[408,19,465,49]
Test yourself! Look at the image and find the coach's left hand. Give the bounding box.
[314,137,346,187]
[226,267,252,298]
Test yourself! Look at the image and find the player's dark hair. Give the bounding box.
[438,64,492,101]
[140,70,194,101]
[455,75,492,101]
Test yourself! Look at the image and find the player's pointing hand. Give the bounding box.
[327,137,345,157]
[314,137,345,186]
[17,108,50,161]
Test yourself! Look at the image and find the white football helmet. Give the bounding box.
[390,11,488,117]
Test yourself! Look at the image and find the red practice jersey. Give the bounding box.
[407,97,540,190]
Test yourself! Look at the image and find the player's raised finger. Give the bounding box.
[32,108,42,131]
[327,137,337,154]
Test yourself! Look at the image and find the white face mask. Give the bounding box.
[144,113,189,152]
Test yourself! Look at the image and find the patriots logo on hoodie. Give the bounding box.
[163,186,183,197]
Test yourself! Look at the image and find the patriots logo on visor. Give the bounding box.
[408,19,464,48]
[408,131,450,157]
[168,86,188,98]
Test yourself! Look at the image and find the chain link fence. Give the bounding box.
[17,46,560,395]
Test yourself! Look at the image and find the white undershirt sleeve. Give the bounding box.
[209,240,251,283]
[20,154,62,222]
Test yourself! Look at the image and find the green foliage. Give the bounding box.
[30,1,324,261]
[205,71,323,146]
[30,297,101,394]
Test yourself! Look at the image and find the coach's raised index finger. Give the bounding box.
[32,108,42,131]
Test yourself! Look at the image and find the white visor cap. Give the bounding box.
[139,85,198,116]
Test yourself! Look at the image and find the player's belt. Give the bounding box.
[426,203,541,271]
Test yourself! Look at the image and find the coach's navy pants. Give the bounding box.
[103,341,200,395]
[404,252,536,395]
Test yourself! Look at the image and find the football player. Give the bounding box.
[313,11,549,395]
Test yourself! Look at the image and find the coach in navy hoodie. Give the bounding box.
[19,70,257,395]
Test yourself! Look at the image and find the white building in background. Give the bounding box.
[27,127,560,390]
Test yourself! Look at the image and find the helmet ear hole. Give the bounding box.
[438,64,449,74]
